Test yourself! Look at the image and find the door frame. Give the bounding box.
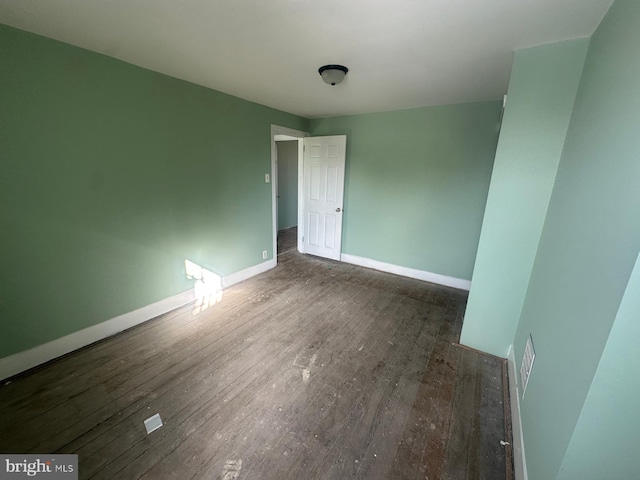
[270,125,309,263]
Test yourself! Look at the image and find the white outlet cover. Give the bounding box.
[144,413,163,434]
[265,173,270,183]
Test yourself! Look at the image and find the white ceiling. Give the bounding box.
[0,0,613,119]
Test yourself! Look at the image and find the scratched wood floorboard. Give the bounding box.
[0,235,509,480]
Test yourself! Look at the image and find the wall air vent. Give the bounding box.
[520,334,536,398]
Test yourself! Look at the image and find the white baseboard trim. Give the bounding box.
[507,345,528,480]
[222,259,276,288]
[0,259,277,382]
[0,289,195,382]
[340,253,471,291]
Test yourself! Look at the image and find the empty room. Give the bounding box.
[1,0,639,479]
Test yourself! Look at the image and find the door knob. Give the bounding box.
[336,207,342,212]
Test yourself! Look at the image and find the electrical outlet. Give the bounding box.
[262,250,268,259]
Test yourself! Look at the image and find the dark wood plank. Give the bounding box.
[0,250,511,480]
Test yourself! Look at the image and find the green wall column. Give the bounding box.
[460,39,588,357]
[513,1,640,478]
[557,249,640,479]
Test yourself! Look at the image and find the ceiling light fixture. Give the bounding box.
[318,65,348,86]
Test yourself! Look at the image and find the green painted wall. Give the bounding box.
[460,40,588,357]
[512,0,640,478]
[310,102,501,281]
[557,250,640,479]
[0,24,307,359]
[276,141,298,230]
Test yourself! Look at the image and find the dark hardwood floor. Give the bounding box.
[0,248,511,480]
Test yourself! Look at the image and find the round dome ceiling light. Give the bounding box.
[318,65,349,86]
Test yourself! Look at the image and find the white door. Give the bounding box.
[302,135,346,260]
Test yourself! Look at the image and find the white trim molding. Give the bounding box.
[0,259,276,381]
[0,289,194,382]
[222,258,276,288]
[508,345,529,480]
[340,253,471,291]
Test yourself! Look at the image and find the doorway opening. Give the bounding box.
[275,139,298,257]
[270,125,308,262]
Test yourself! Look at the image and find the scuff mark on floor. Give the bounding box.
[221,459,242,479]
[296,352,318,383]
